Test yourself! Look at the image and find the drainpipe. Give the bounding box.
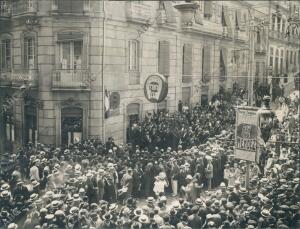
[101,0,106,143]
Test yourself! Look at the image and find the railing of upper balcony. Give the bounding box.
[0,69,38,87]
[52,0,90,15]
[12,0,37,15]
[52,69,91,90]
[0,1,11,17]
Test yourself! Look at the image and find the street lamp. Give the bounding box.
[257,96,275,143]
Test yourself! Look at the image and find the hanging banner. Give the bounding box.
[234,107,259,162]
[144,73,168,103]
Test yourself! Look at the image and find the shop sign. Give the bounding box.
[234,107,259,162]
[144,74,168,103]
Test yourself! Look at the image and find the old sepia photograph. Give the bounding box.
[0,0,299,228]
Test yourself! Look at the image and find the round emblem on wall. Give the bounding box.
[144,74,168,103]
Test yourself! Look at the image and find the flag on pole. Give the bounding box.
[104,89,110,119]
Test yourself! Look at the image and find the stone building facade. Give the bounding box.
[0,1,298,151]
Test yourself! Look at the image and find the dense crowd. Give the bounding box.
[0,91,299,229]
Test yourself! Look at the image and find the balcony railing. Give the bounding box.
[0,1,11,17]
[52,69,91,90]
[0,69,38,87]
[12,0,37,16]
[125,2,151,24]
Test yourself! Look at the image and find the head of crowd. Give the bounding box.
[0,90,299,229]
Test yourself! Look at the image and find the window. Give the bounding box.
[255,62,260,77]
[202,46,211,82]
[4,114,14,142]
[24,37,35,69]
[204,0,213,19]
[277,16,281,32]
[272,14,276,31]
[282,19,286,34]
[182,43,193,79]
[220,48,226,79]
[269,47,274,67]
[59,40,83,70]
[290,51,293,64]
[280,50,283,74]
[1,39,12,72]
[158,40,170,77]
[128,40,139,71]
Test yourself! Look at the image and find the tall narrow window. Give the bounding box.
[282,19,286,34]
[202,46,211,82]
[182,43,193,82]
[128,40,139,71]
[220,48,227,79]
[280,50,283,74]
[24,37,35,69]
[269,47,274,67]
[277,16,281,32]
[158,40,170,77]
[1,39,12,72]
[272,14,276,31]
[286,50,289,72]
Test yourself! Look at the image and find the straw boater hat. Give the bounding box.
[134,208,143,217]
[138,215,149,224]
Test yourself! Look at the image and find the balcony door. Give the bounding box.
[61,107,83,146]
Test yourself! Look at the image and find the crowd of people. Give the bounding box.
[0,90,299,229]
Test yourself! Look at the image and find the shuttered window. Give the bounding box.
[129,40,139,71]
[182,44,193,77]
[163,2,176,23]
[202,46,211,82]
[158,40,170,77]
[220,48,227,79]
[0,39,12,72]
[204,0,213,18]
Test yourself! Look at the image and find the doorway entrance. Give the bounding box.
[126,103,140,144]
[61,107,83,146]
[25,104,37,145]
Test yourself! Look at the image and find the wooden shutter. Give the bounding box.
[202,46,211,82]
[261,29,266,51]
[183,44,193,76]
[163,2,176,23]
[204,0,213,17]
[158,40,170,77]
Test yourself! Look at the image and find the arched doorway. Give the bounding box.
[61,107,83,146]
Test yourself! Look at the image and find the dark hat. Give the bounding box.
[102,213,112,221]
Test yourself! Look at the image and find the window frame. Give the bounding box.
[0,36,12,72]
[58,39,83,70]
[128,39,139,72]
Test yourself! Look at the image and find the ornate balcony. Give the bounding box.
[0,1,11,18]
[51,0,90,15]
[12,0,37,16]
[52,69,91,90]
[0,69,38,87]
[125,2,151,25]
